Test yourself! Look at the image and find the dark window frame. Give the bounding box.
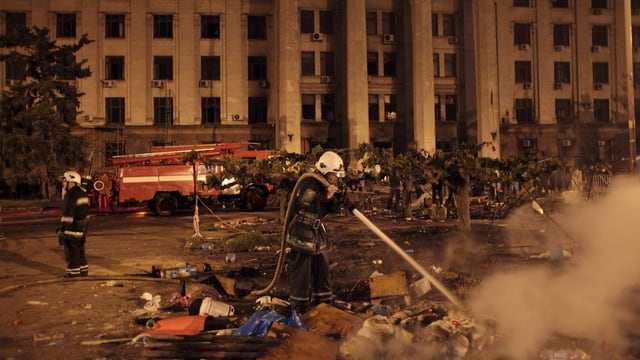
[105,56,125,80]
[153,97,174,126]
[201,97,221,124]
[105,14,125,38]
[153,56,173,80]
[153,14,173,39]
[201,56,221,80]
[201,15,220,39]
[247,15,267,40]
[248,56,267,80]
[106,97,125,125]
[56,13,76,38]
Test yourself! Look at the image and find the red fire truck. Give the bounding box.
[109,143,274,215]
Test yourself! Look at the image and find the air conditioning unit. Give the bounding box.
[257,80,269,88]
[591,45,601,53]
[594,83,603,90]
[151,80,164,88]
[102,80,115,88]
[84,115,93,122]
[232,114,241,121]
[523,82,532,89]
[448,37,458,45]
[311,32,323,41]
[560,139,572,147]
[383,33,395,44]
[554,45,562,52]
[320,75,332,83]
[519,43,530,51]
[198,80,210,88]
[554,82,562,89]
[592,8,603,15]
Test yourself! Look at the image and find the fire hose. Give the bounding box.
[251,173,462,309]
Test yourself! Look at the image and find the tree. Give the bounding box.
[0,26,93,199]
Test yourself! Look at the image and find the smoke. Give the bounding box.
[468,176,640,358]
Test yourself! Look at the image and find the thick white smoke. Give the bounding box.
[468,176,640,358]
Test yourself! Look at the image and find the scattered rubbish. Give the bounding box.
[161,265,198,279]
[301,303,364,338]
[405,248,414,254]
[539,348,591,360]
[372,259,383,265]
[225,253,236,264]
[233,309,305,337]
[141,292,162,313]
[200,242,215,251]
[26,300,49,306]
[253,246,271,251]
[197,297,234,317]
[142,315,208,336]
[33,332,68,346]
[409,277,432,299]
[12,319,22,325]
[255,296,290,311]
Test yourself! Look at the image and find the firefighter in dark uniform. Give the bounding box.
[286,151,346,313]
[57,170,90,277]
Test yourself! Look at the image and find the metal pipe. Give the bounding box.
[351,208,462,309]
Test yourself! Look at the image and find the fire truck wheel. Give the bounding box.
[245,186,267,211]
[152,192,177,216]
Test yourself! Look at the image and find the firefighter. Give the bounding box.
[57,170,90,277]
[285,151,347,313]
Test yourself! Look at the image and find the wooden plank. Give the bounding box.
[259,322,339,360]
[300,303,364,337]
[369,271,409,304]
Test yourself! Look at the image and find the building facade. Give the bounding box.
[0,0,638,172]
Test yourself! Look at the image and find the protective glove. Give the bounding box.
[56,227,65,246]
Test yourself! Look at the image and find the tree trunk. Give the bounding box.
[453,181,472,231]
[403,177,414,219]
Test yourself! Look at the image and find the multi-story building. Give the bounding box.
[0,0,638,173]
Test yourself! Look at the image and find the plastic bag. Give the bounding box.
[232,309,304,336]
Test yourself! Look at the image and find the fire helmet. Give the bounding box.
[315,151,345,177]
[63,171,82,185]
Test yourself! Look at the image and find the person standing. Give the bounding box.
[286,151,346,313]
[57,171,90,277]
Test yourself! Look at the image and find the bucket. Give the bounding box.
[199,297,235,317]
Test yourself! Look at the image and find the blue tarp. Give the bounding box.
[233,309,305,336]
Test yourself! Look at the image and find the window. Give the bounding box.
[514,23,531,45]
[635,63,640,86]
[384,94,397,120]
[513,0,530,6]
[153,56,173,80]
[593,99,609,123]
[321,94,335,122]
[593,62,609,83]
[383,52,396,77]
[554,62,570,83]
[56,13,76,38]
[633,0,640,10]
[555,99,573,124]
[248,56,267,80]
[320,52,334,76]
[553,24,570,46]
[368,95,379,122]
[319,10,333,34]
[248,16,267,39]
[105,141,125,161]
[201,15,220,39]
[367,52,378,76]
[592,0,607,9]
[592,25,608,46]
[5,12,26,35]
[201,56,220,80]
[153,97,173,125]
[201,97,221,124]
[633,27,640,47]
[366,12,377,35]
[105,56,124,80]
[382,12,395,34]
[106,97,125,125]
[153,15,173,39]
[442,14,455,36]
[518,138,537,152]
[552,0,569,7]
[445,95,457,122]
[300,10,314,33]
[301,52,315,76]
[302,94,315,121]
[435,95,442,121]
[432,14,438,36]
[515,61,532,83]
[433,54,440,77]
[444,53,456,77]
[5,58,25,80]
[105,14,125,38]
[515,98,534,124]
[60,54,76,80]
[248,97,268,124]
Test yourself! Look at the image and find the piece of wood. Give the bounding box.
[259,322,339,360]
[300,303,364,337]
[369,271,409,305]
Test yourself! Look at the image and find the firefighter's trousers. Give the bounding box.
[287,249,332,312]
[63,235,88,276]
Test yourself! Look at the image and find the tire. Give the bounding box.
[245,186,267,211]
[152,193,177,216]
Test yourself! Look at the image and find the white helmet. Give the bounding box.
[315,151,345,177]
[63,170,82,185]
